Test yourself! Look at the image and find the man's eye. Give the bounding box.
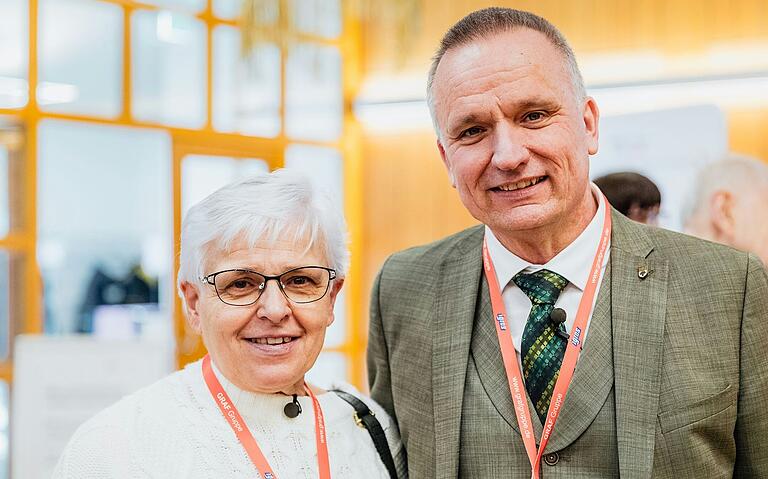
[524,111,546,122]
[461,126,484,138]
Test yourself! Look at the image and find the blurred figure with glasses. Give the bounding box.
[54,170,406,479]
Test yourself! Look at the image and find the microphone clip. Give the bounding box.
[283,394,302,418]
[549,307,570,341]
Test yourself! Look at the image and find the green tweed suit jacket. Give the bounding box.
[368,210,768,478]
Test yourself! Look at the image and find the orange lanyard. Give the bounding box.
[201,355,331,479]
[482,199,611,479]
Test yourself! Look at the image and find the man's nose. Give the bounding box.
[490,123,528,171]
[255,280,291,323]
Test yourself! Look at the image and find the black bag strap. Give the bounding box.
[331,389,398,479]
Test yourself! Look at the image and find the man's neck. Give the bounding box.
[492,193,598,264]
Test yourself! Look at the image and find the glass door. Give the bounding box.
[0,119,26,479]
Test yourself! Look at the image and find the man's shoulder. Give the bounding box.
[381,224,484,274]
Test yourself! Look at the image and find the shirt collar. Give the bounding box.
[485,184,608,292]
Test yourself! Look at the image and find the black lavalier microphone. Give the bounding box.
[284,394,302,418]
[549,308,569,340]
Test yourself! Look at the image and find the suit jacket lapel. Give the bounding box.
[544,258,614,452]
[609,213,668,479]
[432,227,484,478]
[471,277,545,438]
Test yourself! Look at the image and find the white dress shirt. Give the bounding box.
[485,185,610,353]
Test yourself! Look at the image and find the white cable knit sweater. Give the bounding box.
[53,359,406,478]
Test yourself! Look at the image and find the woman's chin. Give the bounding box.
[244,372,306,395]
[227,352,308,394]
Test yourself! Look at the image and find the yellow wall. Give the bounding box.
[364,0,768,75]
[729,109,768,159]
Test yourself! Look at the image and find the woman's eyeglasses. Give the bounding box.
[201,266,337,306]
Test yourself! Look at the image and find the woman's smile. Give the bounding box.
[242,335,301,356]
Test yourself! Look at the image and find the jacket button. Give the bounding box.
[543,452,560,466]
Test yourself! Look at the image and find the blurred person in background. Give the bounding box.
[54,170,405,479]
[683,154,768,266]
[594,171,661,225]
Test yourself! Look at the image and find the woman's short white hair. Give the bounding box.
[177,169,349,295]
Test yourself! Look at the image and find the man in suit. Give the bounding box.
[683,153,768,266]
[367,7,768,478]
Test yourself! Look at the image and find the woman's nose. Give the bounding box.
[255,280,291,323]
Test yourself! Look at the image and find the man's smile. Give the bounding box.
[492,175,547,192]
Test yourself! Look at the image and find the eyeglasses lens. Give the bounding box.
[213,270,264,306]
[280,267,330,303]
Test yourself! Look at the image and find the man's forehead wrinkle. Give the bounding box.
[434,64,494,130]
[441,64,534,106]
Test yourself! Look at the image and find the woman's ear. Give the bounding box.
[325,278,345,326]
[180,282,202,333]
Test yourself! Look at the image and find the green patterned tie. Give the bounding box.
[512,269,569,423]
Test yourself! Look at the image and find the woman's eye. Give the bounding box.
[230,279,254,289]
[288,276,310,286]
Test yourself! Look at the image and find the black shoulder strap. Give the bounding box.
[331,389,398,479]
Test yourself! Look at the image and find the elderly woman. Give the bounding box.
[54,170,406,478]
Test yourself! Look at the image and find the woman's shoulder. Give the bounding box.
[53,364,203,478]
[86,365,195,426]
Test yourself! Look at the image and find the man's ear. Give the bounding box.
[437,139,456,187]
[180,281,202,333]
[709,190,735,243]
[583,96,600,155]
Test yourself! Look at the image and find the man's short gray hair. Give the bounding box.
[177,169,349,296]
[426,7,586,134]
[682,153,768,225]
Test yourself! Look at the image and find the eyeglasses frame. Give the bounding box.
[200,266,337,306]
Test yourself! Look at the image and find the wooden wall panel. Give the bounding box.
[363,0,768,75]
[359,131,476,330]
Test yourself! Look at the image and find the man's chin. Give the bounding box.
[486,208,556,235]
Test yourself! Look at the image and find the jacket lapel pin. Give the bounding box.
[637,264,652,280]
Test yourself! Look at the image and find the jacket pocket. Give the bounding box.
[658,383,736,434]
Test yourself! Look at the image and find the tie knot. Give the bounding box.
[512,269,568,305]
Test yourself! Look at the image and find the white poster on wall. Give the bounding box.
[589,104,728,231]
[11,335,174,479]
